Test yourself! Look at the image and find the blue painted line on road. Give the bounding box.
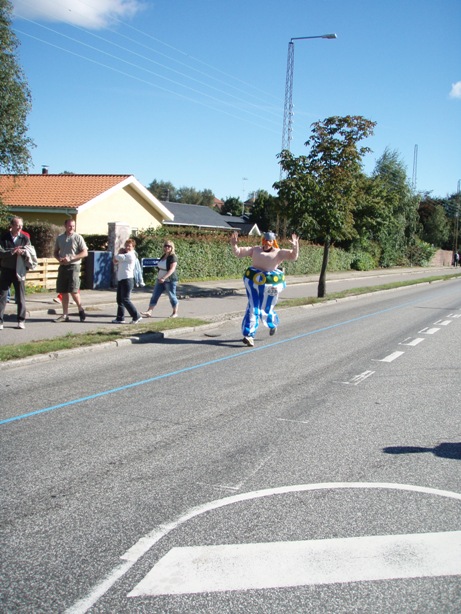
[1,288,458,426]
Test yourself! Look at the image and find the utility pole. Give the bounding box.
[281,34,337,157]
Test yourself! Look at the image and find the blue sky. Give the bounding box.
[12,0,461,201]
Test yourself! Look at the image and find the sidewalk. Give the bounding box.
[1,266,457,349]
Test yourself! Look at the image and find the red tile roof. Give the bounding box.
[0,174,132,209]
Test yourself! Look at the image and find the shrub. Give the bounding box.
[23,220,61,257]
[82,234,109,251]
[350,251,376,271]
[134,229,355,282]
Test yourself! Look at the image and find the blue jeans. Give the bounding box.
[148,280,178,309]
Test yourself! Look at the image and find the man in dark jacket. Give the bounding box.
[0,217,31,330]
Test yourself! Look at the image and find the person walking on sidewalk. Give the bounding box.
[0,217,31,330]
[141,240,179,318]
[6,227,30,305]
[53,219,87,323]
[230,230,299,346]
[112,239,142,324]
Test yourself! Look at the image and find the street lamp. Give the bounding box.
[281,33,337,154]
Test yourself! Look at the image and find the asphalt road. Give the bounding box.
[1,278,460,612]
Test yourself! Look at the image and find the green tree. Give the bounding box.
[0,0,35,174]
[221,196,243,216]
[418,194,450,248]
[275,115,376,297]
[176,186,214,206]
[249,190,279,232]
[345,173,393,267]
[372,148,420,265]
[444,192,461,255]
[0,201,11,227]
[147,179,177,202]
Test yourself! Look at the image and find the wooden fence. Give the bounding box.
[26,258,84,289]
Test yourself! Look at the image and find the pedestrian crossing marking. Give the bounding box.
[128,530,461,596]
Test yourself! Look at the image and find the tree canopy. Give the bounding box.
[275,115,376,296]
[0,0,35,175]
[147,179,215,206]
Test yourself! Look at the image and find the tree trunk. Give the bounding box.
[318,238,330,298]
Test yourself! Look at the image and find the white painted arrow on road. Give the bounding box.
[128,530,461,596]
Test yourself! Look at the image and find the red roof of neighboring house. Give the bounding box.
[0,174,132,209]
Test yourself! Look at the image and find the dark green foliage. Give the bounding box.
[0,0,35,174]
[403,239,436,266]
[82,234,109,251]
[134,227,354,283]
[350,251,377,271]
[19,220,60,257]
[221,196,243,216]
[147,179,215,207]
[249,190,279,232]
[418,197,450,248]
[147,179,176,202]
[372,148,420,266]
[0,201,11,227]
[275,115,376,296]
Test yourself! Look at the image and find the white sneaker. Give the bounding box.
[0,324,3,330]
[112,319,126,324]
[243,336,254,347]
[131,317,142,324]
[17,322,25,329]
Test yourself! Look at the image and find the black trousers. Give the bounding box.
[116,277,140,321]
[0,268,27,323]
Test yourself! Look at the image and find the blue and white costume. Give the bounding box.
[231,230,299,345]
[242,266,286,337]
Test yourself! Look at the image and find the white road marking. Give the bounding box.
[448,313,461,318]
[419,327,440,334]
[376,351,405,362]
[341,370,375,385]
[434,320,451,326]
[399,337,425,346]
[128,531,461,596]
[66,483,461,614]
[277,417,311,424]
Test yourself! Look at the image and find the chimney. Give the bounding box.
[42,166,49,175]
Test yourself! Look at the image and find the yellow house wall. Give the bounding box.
[19,212,70,228]
[76,185,164,234]
[15,185,164,235]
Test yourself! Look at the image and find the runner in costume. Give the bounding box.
[230,230,299,346]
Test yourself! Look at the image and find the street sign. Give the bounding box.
[141,258,160,268]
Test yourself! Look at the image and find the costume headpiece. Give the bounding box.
[262,231,279,249]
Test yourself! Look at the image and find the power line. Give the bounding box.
[14,0,281,110]
[14,28,280,135]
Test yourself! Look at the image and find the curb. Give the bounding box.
[0,331,165,370]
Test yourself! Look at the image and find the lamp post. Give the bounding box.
[281,33,337,154]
